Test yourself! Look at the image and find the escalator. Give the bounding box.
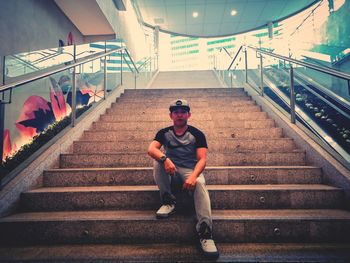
[220,46,350,166]
[252,57,350,162]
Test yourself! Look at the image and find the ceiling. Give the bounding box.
[134,0,319,37]
[55,0,115,35]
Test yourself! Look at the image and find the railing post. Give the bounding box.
[120,51,123,85]
[104,55,107,99]
[230,72,233,88]
[71,45,77,127]
[260,54,264,96]
[290,65,296,124]
[134,73,137,89]
[2,56,5,85]
[104,42,107,99]
[0,100,5,168]
[71,66,77,127]
[244,49,248,83]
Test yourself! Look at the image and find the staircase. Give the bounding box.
[1,73,350,261]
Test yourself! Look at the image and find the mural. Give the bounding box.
[2,72,104,161]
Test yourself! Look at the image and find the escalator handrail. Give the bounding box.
[248,46,350,81]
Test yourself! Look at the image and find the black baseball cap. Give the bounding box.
[169,99,190,112]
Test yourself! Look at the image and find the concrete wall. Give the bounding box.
[96,0,150,62]
[0,0,84,81]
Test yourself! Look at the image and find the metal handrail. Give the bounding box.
[124,49,139,74]
[137,57,152,71]
[221,47,233,59]
[247,46,350,81]
[227,45,243,71]
[0,47,137,93]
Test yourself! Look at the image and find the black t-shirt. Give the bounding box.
[154,125,208,169]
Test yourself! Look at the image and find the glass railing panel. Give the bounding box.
[294,65,350,103]
[291,67,350,158]
[136,57,158,89]
[5,46,75,81]
[74,57,105,119]
[262,57,294,114]
[1,69,72,177]
[105,51,122,93]
[136,61,150,89]
[260,55,350,160]
[245,48,261,93]
[75,43,103,60]
[121,51,137,90]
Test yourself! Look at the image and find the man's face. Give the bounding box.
[170,108,191,127]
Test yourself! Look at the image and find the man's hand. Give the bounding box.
[183,174,197,191]
[164,158,177,176]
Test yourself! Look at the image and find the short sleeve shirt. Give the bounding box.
[154,125,208,169]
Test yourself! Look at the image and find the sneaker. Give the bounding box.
[156,204,175,219]
[198,222,219,259]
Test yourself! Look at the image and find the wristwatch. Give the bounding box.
[159,155,168,163]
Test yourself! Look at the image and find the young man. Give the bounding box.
[147,99,219,259]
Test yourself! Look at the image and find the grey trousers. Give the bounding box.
[153,160,213,232]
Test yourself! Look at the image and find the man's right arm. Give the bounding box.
[148,141,177,175]
[147,140,165,161]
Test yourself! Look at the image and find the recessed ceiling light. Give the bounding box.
[231,9,237,16]
[192,11,198,18]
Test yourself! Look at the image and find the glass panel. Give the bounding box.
[135,56,158,89]
[246,49,261,93]
[294,66,350,103]
[106,51,122,93]
[5,46,74,81]
[75,42,103,60]
[259,53,350,161]
[2,69,72,177]
[292,67,350,159]
[122,51,136,90]
[75,57,105,120]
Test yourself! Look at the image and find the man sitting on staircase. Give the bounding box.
[147,99,219,259]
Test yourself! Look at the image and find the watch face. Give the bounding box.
[160,156,167,162]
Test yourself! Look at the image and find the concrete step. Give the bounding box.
[117,94,248,102]
[113,96,253,107]
[123,87,245,96]
[100,112,268,122]
[20,184,344,212]
[91,119,276,133]
[92,119,276,131]
[1,209,350,245]
[2,243,350,262]
[150,84,222,89]
[73,139,296,154]
[83,128,283,141]
[106,105,262,114]
[111,99,257,110]
[60,151,306,168]
[43,166,323,187]
[120,89,247,96]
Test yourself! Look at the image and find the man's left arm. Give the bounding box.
[183,147,207,191]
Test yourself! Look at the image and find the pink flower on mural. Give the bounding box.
[15,95,55,140]
[49,77,67,121]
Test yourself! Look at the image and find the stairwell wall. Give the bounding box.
[0,0,85,82]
